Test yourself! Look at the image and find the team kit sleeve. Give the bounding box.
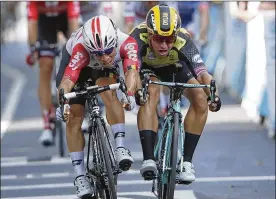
[119,36,140,73]
[63,43,90,84]
[178,30,208,78]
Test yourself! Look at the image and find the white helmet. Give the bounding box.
[82,15,117,54]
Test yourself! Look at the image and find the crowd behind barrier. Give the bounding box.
[199,2,275,138]
[1,1,274,139]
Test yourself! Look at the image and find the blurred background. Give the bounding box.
[1,1,275,199]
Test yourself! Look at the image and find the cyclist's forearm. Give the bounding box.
[58,78,75,104]
[197,72,218,96]
[58,78,75,93]
[124,69,139,94]
[28,20,38,46]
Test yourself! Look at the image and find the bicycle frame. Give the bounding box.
[61,79,128,199]
[86,94,118,174]
[154,87,184,176]
[146,73,216,199]
[85,94,120,199]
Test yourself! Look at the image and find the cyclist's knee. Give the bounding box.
[191,90,208,113]
[67,105,85,134]
[148,85,160,106]
[100,90,119,107]
[67,116,83,133]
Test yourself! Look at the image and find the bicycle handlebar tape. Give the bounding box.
[64,92,77,99]
[109,83,120,91]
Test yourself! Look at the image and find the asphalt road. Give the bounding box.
[1,42,275,199]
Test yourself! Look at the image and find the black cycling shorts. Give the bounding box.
[38,13,68,57]
[139,63,194,83]
[56,46,119,107]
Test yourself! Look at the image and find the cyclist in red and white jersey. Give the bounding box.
[26,1,80,146]
[56,15,140,198]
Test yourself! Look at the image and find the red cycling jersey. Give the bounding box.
[27,1,80,20]
[63,27,140,84]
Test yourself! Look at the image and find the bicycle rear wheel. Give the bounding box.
[95,118,117,199]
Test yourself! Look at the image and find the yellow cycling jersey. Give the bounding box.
[129,22,207,77]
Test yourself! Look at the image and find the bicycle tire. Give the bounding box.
[166,112,180,199]
[56,120,65,157]
[155,118,170,199]
[87,121,109,199]
[96,118,117,199]
[87,124,101,199]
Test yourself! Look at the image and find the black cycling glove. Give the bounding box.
[135,89,148,106]
[207,95,221,112]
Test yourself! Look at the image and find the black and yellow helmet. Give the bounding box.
[146,4,181,37]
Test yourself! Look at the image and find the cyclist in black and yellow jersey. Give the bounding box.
[131,4,222,184]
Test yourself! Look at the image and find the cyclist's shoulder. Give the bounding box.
[129,22,148,44]
[117,29,139,60]
[66,27,89,54]
[117,28,138,46]
[173,28,192,51]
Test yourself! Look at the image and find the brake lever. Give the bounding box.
[142,74,150,102]
[118,77,130,103]
[210,80,216,103]
[59,88,66,121]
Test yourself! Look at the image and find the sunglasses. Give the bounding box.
[152,34,176,44]
[92,47,114,56]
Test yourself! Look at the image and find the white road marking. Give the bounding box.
[1,175,274,187]
[0,190,196,199]
[5,105,251,133]
[1,175,17,180]
[1,156,28,162]
[1,63,27,139]
[41,172,71,178]
[0,170,140,180]
[1,153,144,167]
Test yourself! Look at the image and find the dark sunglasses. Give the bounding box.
[92,47,114,56]
[152,34,176,44]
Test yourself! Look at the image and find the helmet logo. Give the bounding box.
[174,13,178,31]
[151,14,157,31]
[162,13,169,26]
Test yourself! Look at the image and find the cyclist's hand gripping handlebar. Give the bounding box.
[135,74,150,106]
[57,88,70,122]
[118,77,136,111]
[208,80,221,112]
[210,80,216,103]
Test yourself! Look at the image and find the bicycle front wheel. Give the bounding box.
[166,112,180,199]
[96,118,117,199]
